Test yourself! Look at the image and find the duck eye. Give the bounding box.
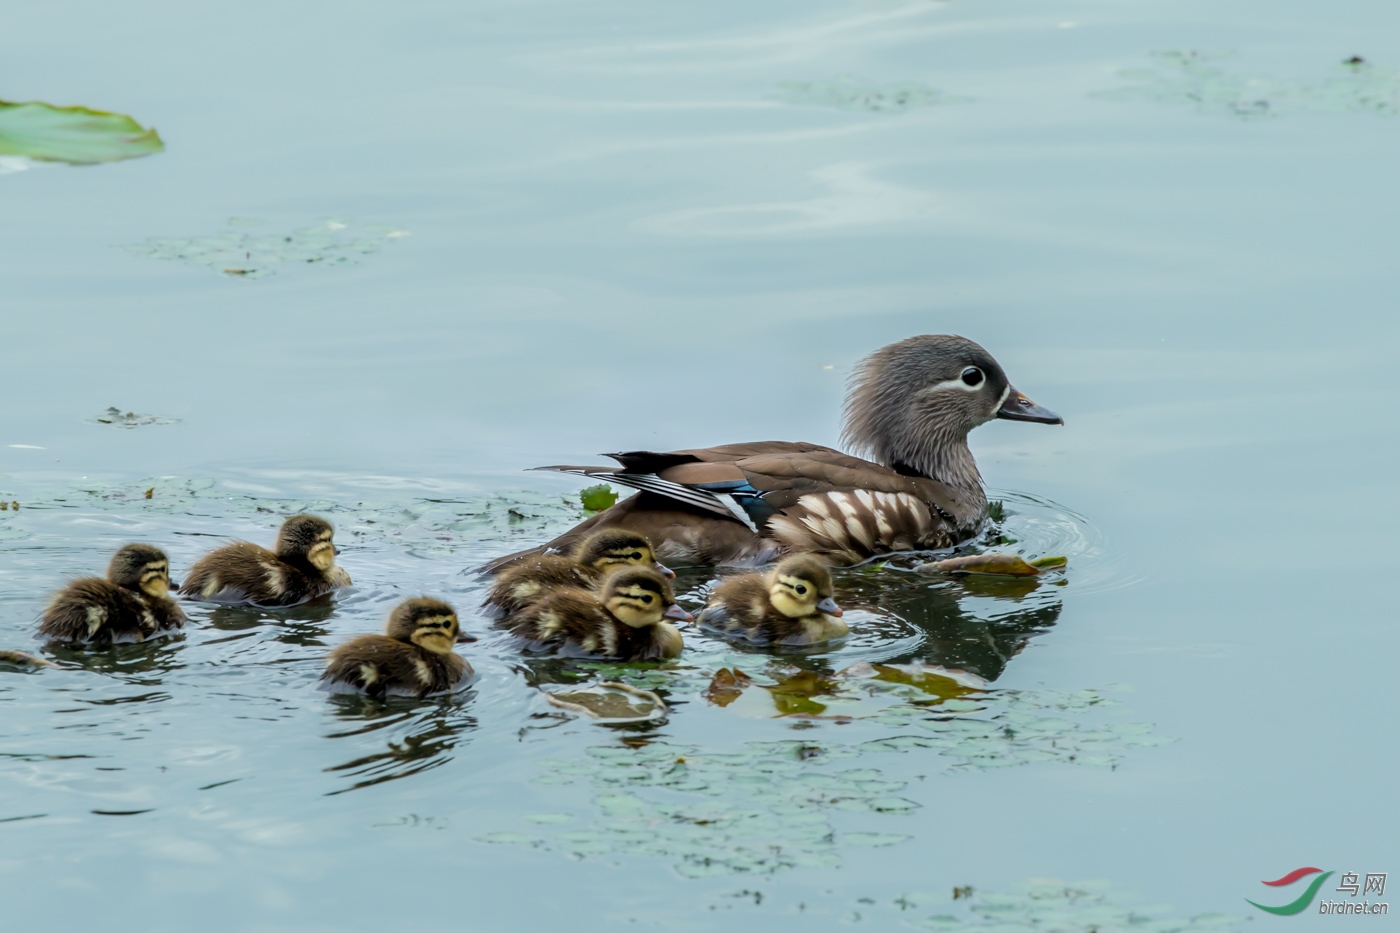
[961,367,984,387]
[794,584,807,595]
[629,552,643,561]
[639,594,653,604]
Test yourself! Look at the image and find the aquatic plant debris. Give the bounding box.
[1101,51,1400,119]
[123,218,409,279]
[735,879,1244,931]
[779,75,963,113]
[88,407,181,429]
[0,100,163,164]
[482,680,1170,877]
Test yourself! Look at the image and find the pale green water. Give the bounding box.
[2,1,1398,930]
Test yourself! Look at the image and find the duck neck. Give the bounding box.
[891,431,986,501]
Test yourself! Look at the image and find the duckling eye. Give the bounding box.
[629,552,643,561]
[638,594,653,604]
[794,584,807,595]
[961,367,984,387]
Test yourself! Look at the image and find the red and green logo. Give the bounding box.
[1248,867,1334,915]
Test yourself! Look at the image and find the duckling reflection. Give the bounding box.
[180,514,350,607]
[203,598,339,647]
[483,528,674,617]
[39,544,186,646]
[322,702,477,795]
[699,555,848,646]
[836,569,1062,680]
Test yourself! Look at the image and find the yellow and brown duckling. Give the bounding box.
[39,544,187,645]
[484,528,673,617]
[507,566,690,661]
[321,597,475,699]
[697,554,848,645]
[179,514,351,607]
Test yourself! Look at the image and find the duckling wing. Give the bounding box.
[179,542,281,603]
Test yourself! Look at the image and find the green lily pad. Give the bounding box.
[578,483,618,512]
[0,100,163,164]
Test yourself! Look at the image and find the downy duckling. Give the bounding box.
[507,566,690,661]
[697,554,848,645]
[483,528,673,617]
[321,597,475,699]
[39,544,187,645]
[180,514,351,607]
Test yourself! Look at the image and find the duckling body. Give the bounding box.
[180,515,350,607]
[698,554,848,646]
[507,566,688,661]
[39,544,186,645]
[483,529,672,616]
[488,335,1061,568]
[321,597,473,699]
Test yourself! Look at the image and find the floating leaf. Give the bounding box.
[1029,555,1067,570]
[918,553,1042,576]
[0,100,163,164]
[543,682,667,723]
[578,483,618,512]
[840,661,988,702]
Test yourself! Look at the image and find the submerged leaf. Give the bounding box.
[0,650,54,670]
[0,100,163,164]
[578,484,618,512]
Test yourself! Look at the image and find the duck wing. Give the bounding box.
[534,442,972,563]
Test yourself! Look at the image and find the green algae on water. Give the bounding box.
[1100,51,1400,119]
[123,218,409,279]
[779,75,963,113]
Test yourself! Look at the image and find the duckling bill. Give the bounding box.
[506,566,689,661]
[39,544,186,645]
[321,597,474,699]
[483,528,672,617]
[180,514,350,607]
[698,554,848,646]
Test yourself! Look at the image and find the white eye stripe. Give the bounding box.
[919,376,983,394]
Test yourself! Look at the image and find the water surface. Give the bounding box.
[2,0,1398,929]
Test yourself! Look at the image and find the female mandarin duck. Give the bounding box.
[488,335,1060,568]
[180,514,351,607]
[39,544,187,645]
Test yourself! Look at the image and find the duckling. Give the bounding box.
[697,554,848,645]
[179,514,351,607]
[484,528,674,616]
[320,597,475,699]
[507,566,690,661]
[39,544,187,645]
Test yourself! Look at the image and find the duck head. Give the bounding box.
[276,514,339,571]
[386,597,464,655]
[841,335,1061,494]
[574,529,674,579]
[600,566,693,629]
[108,543,173,599]
[767,554,842,619]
